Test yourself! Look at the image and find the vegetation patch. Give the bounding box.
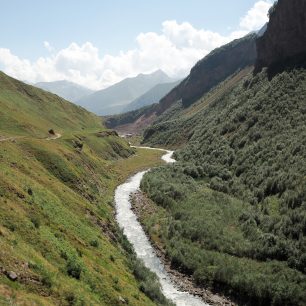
[142,67,306,305]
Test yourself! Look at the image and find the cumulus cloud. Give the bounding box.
[240,0,272,31]
[43,41,54,52]
[0,1,272,90]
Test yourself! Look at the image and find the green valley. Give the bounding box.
[1,0,306,305]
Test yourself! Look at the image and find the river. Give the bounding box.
[115,147,209,306]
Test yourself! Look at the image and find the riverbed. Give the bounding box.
[115,148,208,306]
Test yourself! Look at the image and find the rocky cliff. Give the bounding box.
[255,0,306,72]
[156,34,257,113]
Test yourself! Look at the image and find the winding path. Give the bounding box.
[115,147,208,306]
[0,133,61,143]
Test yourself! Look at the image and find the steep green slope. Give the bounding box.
[140,2,306,302]
[141,66,306,306]
[0,71,100,138]
[144,67,253,147]
[0,72,172,305]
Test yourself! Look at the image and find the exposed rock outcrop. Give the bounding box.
[255,0,306,72]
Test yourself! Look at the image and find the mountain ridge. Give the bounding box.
[123,80,181,113]
[77,70,174,115]
[35,80,94,103]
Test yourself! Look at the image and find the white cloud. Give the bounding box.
[43,41,54,52]
[0,1,272,90]
[240,0,272,31]
[0,48,36,80]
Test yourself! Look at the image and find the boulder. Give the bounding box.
[7,271,18,281]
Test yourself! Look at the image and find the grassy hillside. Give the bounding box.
[0,71,102,139]
[144,67,253,147]
[140,67,306,305]
[0,72,172,305]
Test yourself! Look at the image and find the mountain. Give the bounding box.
[123,80,181,113]
[106,33,257,134]
[35,80,94,103]
[104,104,157,135]
[138,1,306,305]
[0,71,171,305]
[255,0,306,73]
[155,33,257,113]
[77,70,173,115]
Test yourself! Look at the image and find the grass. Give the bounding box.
[0,71,169,305]
[0,134,165,305]
[0,71,101,138]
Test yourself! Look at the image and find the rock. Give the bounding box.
[48,129,55,135]
[255,0,306,72]
[7,271,18,281]
[73,140,83,151]
[118,296,126,304]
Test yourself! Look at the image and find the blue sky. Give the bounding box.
[0,0,273,89]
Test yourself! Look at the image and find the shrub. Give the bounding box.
[89,239,99,247]
[66,256,82,279]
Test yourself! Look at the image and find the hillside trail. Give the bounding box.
[0,136,25,142]
[0,133,62,143]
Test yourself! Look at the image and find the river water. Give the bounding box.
[115,148,208,306]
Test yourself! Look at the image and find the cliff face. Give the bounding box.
[255,0,306,72]
[156,34,257,113]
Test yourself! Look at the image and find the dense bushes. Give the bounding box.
[141,167,306,305]
[141,68,306,305]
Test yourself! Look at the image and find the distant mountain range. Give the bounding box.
[35,80,94,102]
[33,71,178,116]
[123,80,181,113]
[76,70,175,115]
